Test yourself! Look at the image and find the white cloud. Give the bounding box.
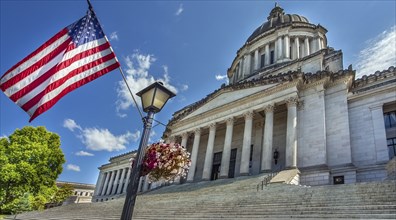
[215,74,229,84]
[75,151,94,156]
[109,31,119,41]
[355,26,396,78]
[180,84,189,91]
[81,128,139,152]
[175,4,184,16]
[116,51,178,116]
[63,119,81,132]
[67,164,80,172]
[64,118,139,152]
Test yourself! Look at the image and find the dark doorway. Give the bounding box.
[228,149,237,178]
[211,152,222,180]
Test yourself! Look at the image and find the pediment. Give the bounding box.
[183,83,277,120]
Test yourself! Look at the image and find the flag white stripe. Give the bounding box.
[7,39,109,98]
[5,52,66,97]
[16,48,113,106]
[0,34,70,84]
[27,58,117,116]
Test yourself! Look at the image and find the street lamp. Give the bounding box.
[121,82,176,220]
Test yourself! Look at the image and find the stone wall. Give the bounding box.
[300,171,330,186]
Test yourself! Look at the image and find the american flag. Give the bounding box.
[0,6,120,122]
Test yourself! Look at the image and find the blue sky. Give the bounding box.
[1,1,395,184]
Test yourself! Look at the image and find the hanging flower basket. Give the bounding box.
[141,142,191,182]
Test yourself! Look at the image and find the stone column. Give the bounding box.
[265,44,270,65]
[370,105,389,163]
[117,168,127,194]
[105,171,114,195]
[286,97,298,168]
[111,169,121,195]
[181,132,188,147]
[254,49,259,70]
[220,118,234,178]
[142,175,149,192]
[274,40,278,63]
[168,136,175,143]
[94,171,105,196]
[277,37,283,60]
[202,123,217,180]
[187,128,201,182]
[240,111,254,175]
[316,37,322,51]
[122,167,131,193]
[244,54,251,76]
[284,35,290,59]
[100,172,109,196]
[261,104,275,172]
[294,37,300,59]
[237,60,242,79]
[304,37,310,56]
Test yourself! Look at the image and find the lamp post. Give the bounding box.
[121,82,175,220]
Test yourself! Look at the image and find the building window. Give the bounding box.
[387,138,396,159]
[384,111,396,128]
[260,54,265,68]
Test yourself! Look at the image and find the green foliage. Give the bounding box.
[0,126,65,214]
[51,184,74,204]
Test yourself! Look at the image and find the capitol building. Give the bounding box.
[92,4,396,202]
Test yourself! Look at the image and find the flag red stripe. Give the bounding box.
[0,37,72,91]
[0,29,69,81]
[21,52,118,111]
[29,62,120,122]
[9,42,111,102]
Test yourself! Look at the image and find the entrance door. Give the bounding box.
[228,149,237,178]
[211,152,222,180]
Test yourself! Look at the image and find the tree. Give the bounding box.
[51,184,74,205]
[0,126,65,214]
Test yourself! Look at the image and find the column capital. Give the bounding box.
[244,111,254,120]
[194,128,201,136]
[209,123,216,130]
[226,117,234,126]
[264,104,275,113]
[181,132,188,139]
[286,97,299,107]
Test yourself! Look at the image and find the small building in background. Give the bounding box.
[56,181,95,205]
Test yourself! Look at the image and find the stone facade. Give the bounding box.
[163,4,396,186]
[56,181,95,205]
[92,151,163,202]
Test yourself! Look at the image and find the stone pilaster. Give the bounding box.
[202,123,217,180]
[277,37,283,60]
[370,105,389,163]
[261,104,275,172]
[220,118,234,178]
[286,97,298,168]
[240,111,254,175]
[187,128,201,182]
[316,37,322,51]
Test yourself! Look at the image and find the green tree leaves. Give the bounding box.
[0,126,65,214]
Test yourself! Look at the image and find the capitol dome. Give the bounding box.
[246,4,310,43]
[228,3,330,85]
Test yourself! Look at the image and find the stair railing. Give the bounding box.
[257,172,278,191]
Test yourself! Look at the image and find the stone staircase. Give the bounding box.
[5,174,396,219]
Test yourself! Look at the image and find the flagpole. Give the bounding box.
[86,0,145,120]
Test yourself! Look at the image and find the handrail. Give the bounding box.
[257,172,278,191]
